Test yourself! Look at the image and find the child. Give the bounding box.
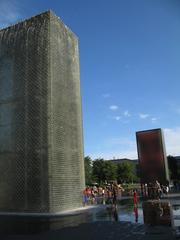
[133,189,138,206]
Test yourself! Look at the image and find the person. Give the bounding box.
[91,188,96,204]
[117,184,124,199]
[133,189,138,206]
[166,185,169,194]
[144,183,148,198]
[112,205,118,222]
[112,183,118,207]
[83,188,88,206]
[155,180,162,199]
[134,205,138,223]
[162,184,169,195]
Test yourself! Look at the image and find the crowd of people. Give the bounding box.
[83,183,139,222]
[82,180,172,224]
[141,180,169,199]
[83,180,170,206]
[83,183,124,206]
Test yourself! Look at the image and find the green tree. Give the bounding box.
[92,159,117,184]
[117,161,134,183]
[92,159,105,184]
[104,161,117,182]
[84,156,92,185]
[167,155,178,180]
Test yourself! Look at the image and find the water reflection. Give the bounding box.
[106,205,119,222]
[2,199,179,234]
[96,202,143,224]
[142,200,174,227]
[134,205,138,223]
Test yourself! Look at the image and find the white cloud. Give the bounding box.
[87,127,180,160]
[102,93,110,98]
[88,137,137,159]
[164,128,180,156]
[0,0,21,29]
[114,116,121,121]
[124,110,131,117]
[139,113,149,119]
[90,150,138,160]
[109,105,119,111]
[151,117,157,123]
[91,137,138,159]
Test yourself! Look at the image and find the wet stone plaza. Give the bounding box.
[1,195,180,239]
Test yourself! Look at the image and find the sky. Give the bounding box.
[0,0,180,160]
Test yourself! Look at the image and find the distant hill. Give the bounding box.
[108,158,138,164]
[108,156,180,164]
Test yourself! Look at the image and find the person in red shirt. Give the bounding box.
[133,189,139,222]
[133,189,138,206]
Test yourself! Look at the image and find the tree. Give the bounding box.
[103,161,117,182]
[84,156,93,185]
[167,155,178,180]
[104,161,117,182]
[92,159,105,184]
[116,161,134,183]
[92,159,117,184]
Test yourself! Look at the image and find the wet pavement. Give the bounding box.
[0,221,175,240]
[0,194,180,239]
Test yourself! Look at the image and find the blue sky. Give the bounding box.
[0,0,180,159]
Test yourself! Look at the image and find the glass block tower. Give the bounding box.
[0,10,85,213]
